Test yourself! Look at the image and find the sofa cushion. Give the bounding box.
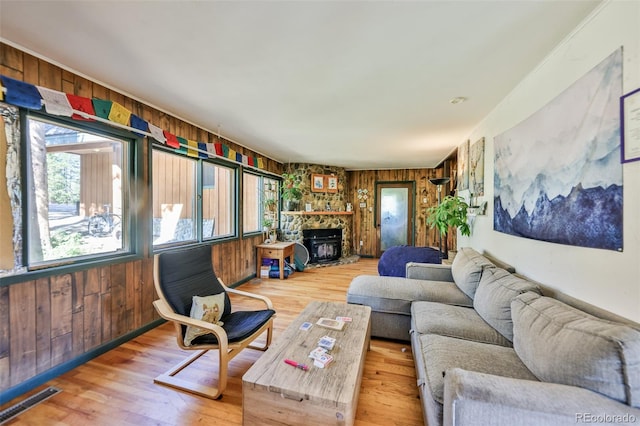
[419,333,538,405]
[473,267,540,341]
[451,247,496,300]
[347,275,473,315]
[512,292,640,408]
[411,301,511,347]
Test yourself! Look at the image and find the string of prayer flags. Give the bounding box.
[148,123,166,144]
[108,102,131,126]
[0,73,268,171]
[163,130,179,148]
[37,86,73,116]
[66,94,96,121]
[0,75,42,109]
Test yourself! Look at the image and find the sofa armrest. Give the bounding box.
[443,368,640,426]
[405,262,453,282]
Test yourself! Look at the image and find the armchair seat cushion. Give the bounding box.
[191,309,276,344]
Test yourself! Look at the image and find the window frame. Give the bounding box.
[242,171,280,238]
[151,144,239,252]
[19,110,143,273]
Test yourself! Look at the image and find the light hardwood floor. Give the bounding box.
[2,258,424,426]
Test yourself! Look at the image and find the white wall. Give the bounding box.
[460,0,640,322]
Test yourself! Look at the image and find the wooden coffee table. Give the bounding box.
[242,301,371,425]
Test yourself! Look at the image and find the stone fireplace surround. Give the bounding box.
[277,163,352,259]
[280,212,352,258]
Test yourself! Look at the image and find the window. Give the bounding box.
[152,148,236,247]
[243,173,261,233]
[243,173,279,235]
[25,115,133,268]
[203,161,235,239]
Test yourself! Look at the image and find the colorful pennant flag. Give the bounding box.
[206,143,216,158]
[92,99,112,119]
[163,130,179,148]
[187,139,199,158]
[214,143,223,156]
[197,142,208,158]
[257,158,265,169]
[108,101,131,126]
[130,114,149,136]
[175,136,188,154]
[228,148,236,161]
[235,152,243,163]
[222,145,229,158]
[148,123,166,144]
[0,75,42,109]
[248,157,255,167]
[36,86,73,116]
[66,94,96,121]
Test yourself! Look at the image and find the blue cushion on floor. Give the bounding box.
[378,245,441,277]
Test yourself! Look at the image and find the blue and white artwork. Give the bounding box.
[494,49,623,251]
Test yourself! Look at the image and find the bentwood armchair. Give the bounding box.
[152,245,275,399]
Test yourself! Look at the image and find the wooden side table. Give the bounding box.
[256,241,295,280]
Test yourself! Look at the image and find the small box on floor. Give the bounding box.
[260,266,270,278]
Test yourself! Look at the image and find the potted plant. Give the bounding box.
[264,197,277,212]
[426,195,471,237]
[281,172,303,211]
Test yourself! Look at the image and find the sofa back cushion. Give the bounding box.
[473,268,540,341]
[451,247,496,299]
[512,292,640,408]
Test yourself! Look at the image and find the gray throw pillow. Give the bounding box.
[451,247,496,299]
[473,268,540,341]
[512,292,640,408]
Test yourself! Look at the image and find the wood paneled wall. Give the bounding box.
[347,166,457,257]
[0,43,280,395]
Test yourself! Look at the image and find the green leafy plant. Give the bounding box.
[426,195,471,236]
[262,218,273,229]
[281,172,303,200]
[264,197,277,211]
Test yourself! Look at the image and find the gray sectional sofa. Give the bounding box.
[346,247,640,426]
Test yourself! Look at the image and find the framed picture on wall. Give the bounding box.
[311,174,325,192]
[326,175,338,193]
[621,87,640,163]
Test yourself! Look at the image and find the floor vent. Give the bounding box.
[0,386,61,424]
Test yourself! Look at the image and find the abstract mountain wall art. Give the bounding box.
[493,49,623,251]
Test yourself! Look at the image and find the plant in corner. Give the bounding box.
[281,172,303,211]
[425,195,471,237]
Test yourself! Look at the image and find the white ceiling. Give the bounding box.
[0,1,601,170]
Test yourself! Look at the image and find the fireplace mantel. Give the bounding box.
[281,211,353,216]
